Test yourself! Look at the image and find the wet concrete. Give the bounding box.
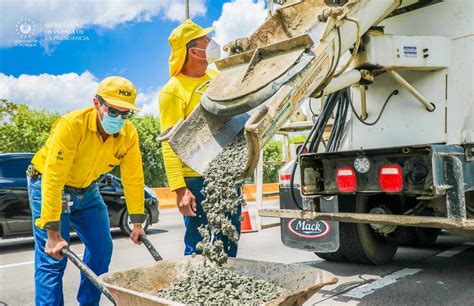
[197,134,248,266]
[155,135,293,304]
[156,262,290,305]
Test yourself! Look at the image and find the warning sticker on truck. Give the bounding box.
[403,46,417,57]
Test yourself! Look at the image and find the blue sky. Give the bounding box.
[0,0,267,114]
[1,1,224,90]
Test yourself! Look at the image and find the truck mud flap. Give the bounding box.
[280,189,340,252]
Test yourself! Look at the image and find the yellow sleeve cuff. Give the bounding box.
[162,141,187,191]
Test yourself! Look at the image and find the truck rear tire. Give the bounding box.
[341,195,398,265]
[316,195,398,265]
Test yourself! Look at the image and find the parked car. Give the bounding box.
[0,153,159,238]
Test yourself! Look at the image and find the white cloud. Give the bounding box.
[212,0,267,47]
[136,87,161,116]
[0,71,99,113]
[0,72,161,116]
[0,0,270,116]
[164,1,207,23]
[0,0,207,48]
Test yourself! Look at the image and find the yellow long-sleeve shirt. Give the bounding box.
[32,107,145,230]
[159,70,218,191]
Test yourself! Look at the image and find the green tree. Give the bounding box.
[129,115,167,187]
[290,134,307,144]
[260,134,309,183]
[262,139,282,183]
[0,99,59,153]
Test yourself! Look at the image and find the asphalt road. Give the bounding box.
[1,204,473,305]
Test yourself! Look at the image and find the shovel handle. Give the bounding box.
[139,235,163,261]
[60,248,116,305]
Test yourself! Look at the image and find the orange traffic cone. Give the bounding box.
[241,203,257,233]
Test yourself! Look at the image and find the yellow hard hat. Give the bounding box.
[96,76,140,111]
[168,19,214,77]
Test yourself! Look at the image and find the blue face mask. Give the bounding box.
[100,111,126,135]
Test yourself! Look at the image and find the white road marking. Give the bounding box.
[342,268,422,299]
[340,242,472,299]
[436,244,472,258]
[0,253,84,269]
[0,260,34,269]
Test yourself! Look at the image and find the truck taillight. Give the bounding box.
[336,167,357,193]
[379,165,403,193]
[279,174,291,185]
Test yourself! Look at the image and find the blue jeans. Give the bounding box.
[27,176,113,306]
[183,177,242,257]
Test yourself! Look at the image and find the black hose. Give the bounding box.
[289,117,321,210]
[308,89,341,152]
[289,86,354,209]
[327,87,350,152]
[349,90,399,126]
[289,89,347,209]
[289,87,399,210]
[289,26,346,210]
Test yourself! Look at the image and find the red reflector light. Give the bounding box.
[280,174,291,181]
[296,145,308,155]
[336,167,357,193]
[379,164,403,193]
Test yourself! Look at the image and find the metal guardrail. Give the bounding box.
[263,191,279,198]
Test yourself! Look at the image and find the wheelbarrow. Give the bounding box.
[62,237,338,305]
[60,235,162,305]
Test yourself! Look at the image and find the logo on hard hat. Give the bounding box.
[287,219,331,238]
[119,89,132,97]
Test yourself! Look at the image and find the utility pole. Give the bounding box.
[185,0,189,19]
[267,0,273,18]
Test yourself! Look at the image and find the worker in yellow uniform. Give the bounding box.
[27,76,146,306]
[160,19,242,256]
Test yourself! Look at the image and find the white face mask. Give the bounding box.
[193,39,221,64]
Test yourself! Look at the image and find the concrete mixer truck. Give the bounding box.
[161,0,473,264]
